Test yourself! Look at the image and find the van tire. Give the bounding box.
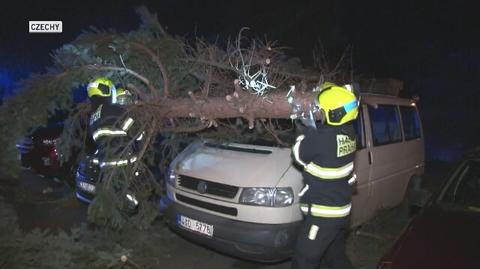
[404,175,429,216]
[401,175,417,215]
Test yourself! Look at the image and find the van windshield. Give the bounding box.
[198,118,298,148]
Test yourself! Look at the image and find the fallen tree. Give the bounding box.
[0,6,354,228]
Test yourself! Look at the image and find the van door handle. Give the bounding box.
[368,151,372,165]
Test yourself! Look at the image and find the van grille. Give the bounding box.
[178,175,239,199]
[176,194,238,216]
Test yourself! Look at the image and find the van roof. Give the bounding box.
[360,93,415,107]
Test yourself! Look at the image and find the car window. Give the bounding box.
[400,106,421,140]
[368,105,402,146]
[440,159,480,208]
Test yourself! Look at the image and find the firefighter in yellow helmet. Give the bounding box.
[87,77,140,209]
[291,82,358,269]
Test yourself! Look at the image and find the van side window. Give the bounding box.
[368,105,402,146]
[400,106,421,140]
[352,109,365,149]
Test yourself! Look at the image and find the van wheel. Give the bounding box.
[404,175,430,216]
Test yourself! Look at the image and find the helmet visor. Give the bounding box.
[98,83,111,95]
[328,100,358,123]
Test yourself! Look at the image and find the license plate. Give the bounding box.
[177,215,214,237]
[78,181,96,193]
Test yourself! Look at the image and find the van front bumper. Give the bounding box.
[164,198,301,262]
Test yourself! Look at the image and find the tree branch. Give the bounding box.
[185,59,320,81]
[131,42,170,98]
[261,119,289,147]
[86,65,157,93]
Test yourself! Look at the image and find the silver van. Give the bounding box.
[162,93,425,262]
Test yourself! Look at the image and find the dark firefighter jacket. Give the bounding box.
[88,103,141,169]
[292,122,356,218]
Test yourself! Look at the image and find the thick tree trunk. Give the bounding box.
[148,87,317,122]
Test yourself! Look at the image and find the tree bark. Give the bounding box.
[146,88,317,121]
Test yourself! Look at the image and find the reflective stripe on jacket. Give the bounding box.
[92,128,127,141]
[92,117,135,141]
[305,161,354,180]
[292,137,354,180]
[99,156,137,168]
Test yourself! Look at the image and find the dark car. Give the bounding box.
[377,154,480,269]
[75,154,143,213]
[75,134,171,205]
[75,153,151,213]
[16,122,67,179]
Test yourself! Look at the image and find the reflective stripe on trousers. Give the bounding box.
[347,174,357,185]
[300,203,351,218]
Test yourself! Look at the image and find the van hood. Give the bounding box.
[175,142,293,187]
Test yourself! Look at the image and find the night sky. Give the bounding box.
[1,0,479,160]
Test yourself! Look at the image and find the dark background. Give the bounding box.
[1,0,479,160]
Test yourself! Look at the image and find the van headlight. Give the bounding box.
[166,167,178,186]
[239,187,294,207]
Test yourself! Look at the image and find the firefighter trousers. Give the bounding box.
[291,215,354,269]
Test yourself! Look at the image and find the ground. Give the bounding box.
[0,162,452,269]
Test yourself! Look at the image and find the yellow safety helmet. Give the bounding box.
[316,82,359,126]
[87,77,114,98]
